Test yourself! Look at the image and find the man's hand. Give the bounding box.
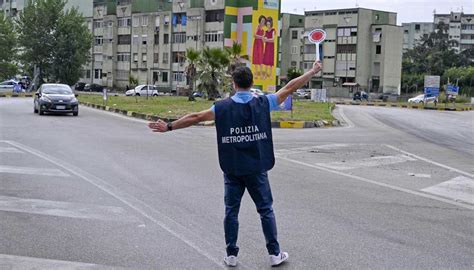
[148,119,169,132]
[312,60,322,74]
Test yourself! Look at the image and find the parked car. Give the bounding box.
[84,83,104,92]
[74,82,86,91]
[353,91,369,101]
[125,85,159,96]
[0,80,18,93]
[295,89,310,99]
[34,84,79,116]
[408,94,438,104]
[250,88,264,96]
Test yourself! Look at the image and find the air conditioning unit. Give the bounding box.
[155,26,160,32]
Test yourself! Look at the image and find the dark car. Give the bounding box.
[353,91,368,101]
[34,84,79,116]
[74,82,86,91]
[84,83,104,92]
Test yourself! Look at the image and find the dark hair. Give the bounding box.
[266,17,273,27]
[232,66,253,89]
[258,15,266,24]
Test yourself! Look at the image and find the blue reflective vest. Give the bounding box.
[215,96,275,176]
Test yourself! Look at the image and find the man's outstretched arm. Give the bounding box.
[148,109,215,132]
[275,60,322,104]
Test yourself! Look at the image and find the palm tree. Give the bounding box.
[197,47,230,100]
[225,42,248,73]
[185,48,200,101]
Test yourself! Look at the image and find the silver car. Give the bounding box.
[0,80,17,93]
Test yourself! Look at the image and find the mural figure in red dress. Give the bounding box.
[262,17,275,80]
[252,15,266,80]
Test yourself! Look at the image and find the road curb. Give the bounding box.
[79,102,340,129]
[334,101,473,111]
[0,94,34,98]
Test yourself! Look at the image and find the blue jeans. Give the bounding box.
[224,172,280,256]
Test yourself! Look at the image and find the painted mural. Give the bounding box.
[224,0,280,92]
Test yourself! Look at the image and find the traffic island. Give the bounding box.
[334,101,473,111]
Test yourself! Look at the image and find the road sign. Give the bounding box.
[311,89,327,102]
[424,87,439,97]
[447,85,460,96]
[424,75,440,97]
[308,29,326,61]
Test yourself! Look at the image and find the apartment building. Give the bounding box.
[303,8,403,94]
[402,22,434,51]
[83,0,225,91]
[434,12,474,53]
[0,0,92,19]
[279,13,304,81]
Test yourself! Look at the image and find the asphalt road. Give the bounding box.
[0,98,473,269]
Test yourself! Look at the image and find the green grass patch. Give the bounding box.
[78,94,335,121]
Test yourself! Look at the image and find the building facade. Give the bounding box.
[279,13,304,81]
[0,0,92,18]
[83,0,225,92]
[434,12,474,53]
[402,22,434,51]
[303,8,403,94]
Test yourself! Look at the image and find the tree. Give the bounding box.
[17,0,92,85]
[185,48,200,101]
[225,42,247,73]
[286,67,303,82]
[196,47,230,100]
[0,14,17,80]
[402,21,471,93]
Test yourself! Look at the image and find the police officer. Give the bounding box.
[149,60,322,267]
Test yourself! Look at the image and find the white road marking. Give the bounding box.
[277,155,474,210]
[422,176,474,204]
[316,154,416,171]
[408,173,431,178]
[0,165,70,177]
[385,144,474,178]
[4,140,226,268]
[334,106,355,128]
[0,254,121,269]
[275,143,357,156]
[0,147,23,153]
[0,195,140,222]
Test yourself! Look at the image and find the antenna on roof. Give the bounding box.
[433,9,436,15]
[355,0,359,7]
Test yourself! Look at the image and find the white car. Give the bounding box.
[250,88,264,96]
[0,80,18,93]
[408,94,438,104]
[125,85,159,96]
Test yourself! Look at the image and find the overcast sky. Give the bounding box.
[281,0,473,25]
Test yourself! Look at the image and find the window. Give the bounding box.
[133,53,138,62]
[205,9,224,22]
[162,71,168,82]
[304,44,316,54]
[172,52,185,63]
[154,34,159,45]
[118,17,131,28]
[142,35,148,45]
[415,24,420,30]
[117,53,130,62]
[94,69,102,79]
[173,72,184,82]
[292,30,298,39]
[142,53,147,62]
[172,13,187,26]
[337,28,357,37]
[86,70,91,79]
[133,17,139,27]
[142,16,148,26]
[94,36,103,46]
[93,19,103,29]
[376,45,381,54]
[154,53,159,63]
[117,35,131,45]
[336,44,357,54]
[133,35,139,44]
[172,32,186,43]
[164,34,169,44]
[291,46,297,54]
[204,31,224,42]
[163,52,169,64]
